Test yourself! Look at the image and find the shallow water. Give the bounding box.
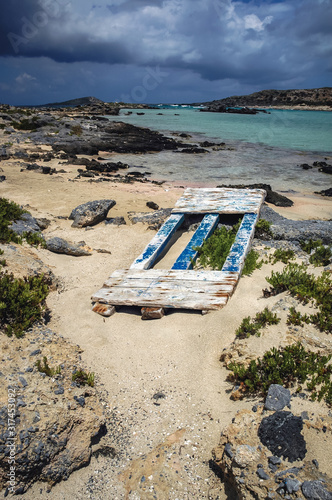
[106,108,332,193]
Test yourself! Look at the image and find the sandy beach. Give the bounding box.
[1,119,332,500]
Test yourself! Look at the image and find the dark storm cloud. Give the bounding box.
[0,0,331,105]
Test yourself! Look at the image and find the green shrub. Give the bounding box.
[309,245,332,267]
[300,239,331,267]
[36,356,61,377]
[242,249,262,275]
[266,263,331,332]
[300,239,322,254]
[0,272,49,337]
[236,307,280,338]
[255,218,273,238]
[194,222,240,270]
[72,369,95,387]
[270,248,295,264]
[12,117,38,130]
[22,231,46,248]
[0,198,26,244]
[227,343,332,405]
[287,307,310,327]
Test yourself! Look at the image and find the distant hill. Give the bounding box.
[198,88,332,109]
[33,96,105,108]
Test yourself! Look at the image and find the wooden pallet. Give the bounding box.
[92,188,266,317]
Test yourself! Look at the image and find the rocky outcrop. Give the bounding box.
[0,326,107,495]
[128,208,172,230]
[212,398,332,500]
[46,237,93,256]
[259,206,332,244]
[197,87,332,109]
[69,200,116,228]
[10,213,44,237]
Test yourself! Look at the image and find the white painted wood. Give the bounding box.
[91,269,239,310]
[130,213,184,270]
[173,188,266,214]
[222,213,258,274]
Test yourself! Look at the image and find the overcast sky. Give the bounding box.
[0,0,331,105]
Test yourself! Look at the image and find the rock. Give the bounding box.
[10,213,43,236]
[141,307,165,320]
[0,243,55,285]
[212,406,332,500]
[257,468,270,480]
[258,411,307,462]
[260,206,332,244]
[146,201,159,210]
[104,217,126,226]
[128,208,172,228]
[300,163,313,170]
[69,199,116,227]
[0,176,5,182]
[301,481,332,500]
[0,327,107,494]
[316,188,332,197]
[264,384,291,411]
[285,478,301,494]
[46,237,93,256]
[174,147,209,154]
[92,303,116,317]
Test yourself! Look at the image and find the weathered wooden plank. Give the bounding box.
[104,268,238,284]
[91,268,239,310]
[221,213,258,274]
[172,213,219,270]
[130,213,185,270]
[172,188,266,214]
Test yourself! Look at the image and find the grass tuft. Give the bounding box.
[236,307,280,338]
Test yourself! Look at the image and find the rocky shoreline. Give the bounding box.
[1,103,332,498]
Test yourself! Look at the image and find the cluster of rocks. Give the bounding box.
[259,206,332,244]
[212,385,332,499]
[0,325,110,495]
[200,104,269,114]
[300,161,332,175]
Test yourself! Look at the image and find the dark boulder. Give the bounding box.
[69,199,116,227]
[315,188,332,197]
[10,213,43,236]
[301,480,332,500]
[258,411,306,462]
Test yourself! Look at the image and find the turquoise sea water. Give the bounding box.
[105,107,332,193]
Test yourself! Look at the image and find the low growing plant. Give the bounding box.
[22,231,46,248]
[194,222,240,270]
[0,198,26,243]
[242,249,262,275]
[270,248,295,264]
[287,306,310,327]
[72,369,95,387]
[36,356,61,377]
[0,272,49,337]
[265,263,332,332]
[299,239,331,267]
[227,342,332,405]
[236,307,280,338]
[255,218,273,239]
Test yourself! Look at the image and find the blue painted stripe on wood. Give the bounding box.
[172,213,219,270]
[130,213,185,270]
[221,213,258,274]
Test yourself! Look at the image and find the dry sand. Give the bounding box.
[1,148,332,499]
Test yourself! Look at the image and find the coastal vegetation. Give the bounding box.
[0,197,45,246]
[300,239,332,267]
[194,219,267,274]
[0,271,49,337]
[227,343,332,405]
[235,307,280,339]
[72,369,95,387]
[36,356,61,377]
[266,263,332,333]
